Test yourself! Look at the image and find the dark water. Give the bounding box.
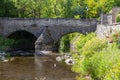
[0,55,76,80]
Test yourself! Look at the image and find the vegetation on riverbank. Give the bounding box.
[59,33,80,53]
[0,36,16,61]
[0,36,16,51]
[60,31,120,80]
[1,0,120,79]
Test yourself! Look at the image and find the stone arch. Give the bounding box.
[35,25,96,55]
[35,27,85,53]
[112,7,120,23]
[7,30,37,52]
[58,32,82,53]
[57,31,85,49]
[58,31,85,42]
[34,19,97,55]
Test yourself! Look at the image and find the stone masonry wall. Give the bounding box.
[97,24,120,38]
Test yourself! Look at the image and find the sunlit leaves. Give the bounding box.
[0,0,117,18]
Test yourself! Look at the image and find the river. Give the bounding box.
[0,54,76,80]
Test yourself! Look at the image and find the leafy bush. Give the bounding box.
[81,48,120,80]
[0,36,16,51]
[81,37,107,58]
[71,33,98,74]
[111,30,120,49]
[71,53,83,73]
[72,37,107,80]
[116,13,120,22]
[71,31,120,80]
[103,62,120,80]
[74,33,95,52]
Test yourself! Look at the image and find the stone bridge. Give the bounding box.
[0,18,97,54]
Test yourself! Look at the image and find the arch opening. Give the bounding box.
[59,32,95,54]
[7,30,37,53]
[59,32,82,53]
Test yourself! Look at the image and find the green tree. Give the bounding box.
[13,0,44,18]
[0,0,115,18]
[86,0,114,18]
[114,0,120,7]
[0,0,17,17]
[63,0,73,18]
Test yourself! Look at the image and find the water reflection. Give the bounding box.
[0,56,76,80]
[0,57,35,80]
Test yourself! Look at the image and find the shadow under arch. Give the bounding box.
[7,30,37,53]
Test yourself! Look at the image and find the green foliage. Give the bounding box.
[103,61,120,80]
[72,0,114,18]
[74,15,80,19]
[114,0,120,6]
[59,32,94,53]
[72,1,87,19]
[59,35,70,53]
[111,30,120,49]
[0,36,16,51]
[59,32,79,53]
[72,48,120,80]
[0,0,18,17]
[63,0,73,18]
[81,48,120,80]
[72,30,120,80]
[71,33,97,74]
[72,36,107,79]
[71,53,83,73]
[116,13,120,22]
[0,0,116,18]
[81,37,107,57]
[74,33,95,52]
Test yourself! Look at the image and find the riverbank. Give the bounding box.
[60,31,120,80]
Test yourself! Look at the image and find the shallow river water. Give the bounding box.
[0,55,76,80]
